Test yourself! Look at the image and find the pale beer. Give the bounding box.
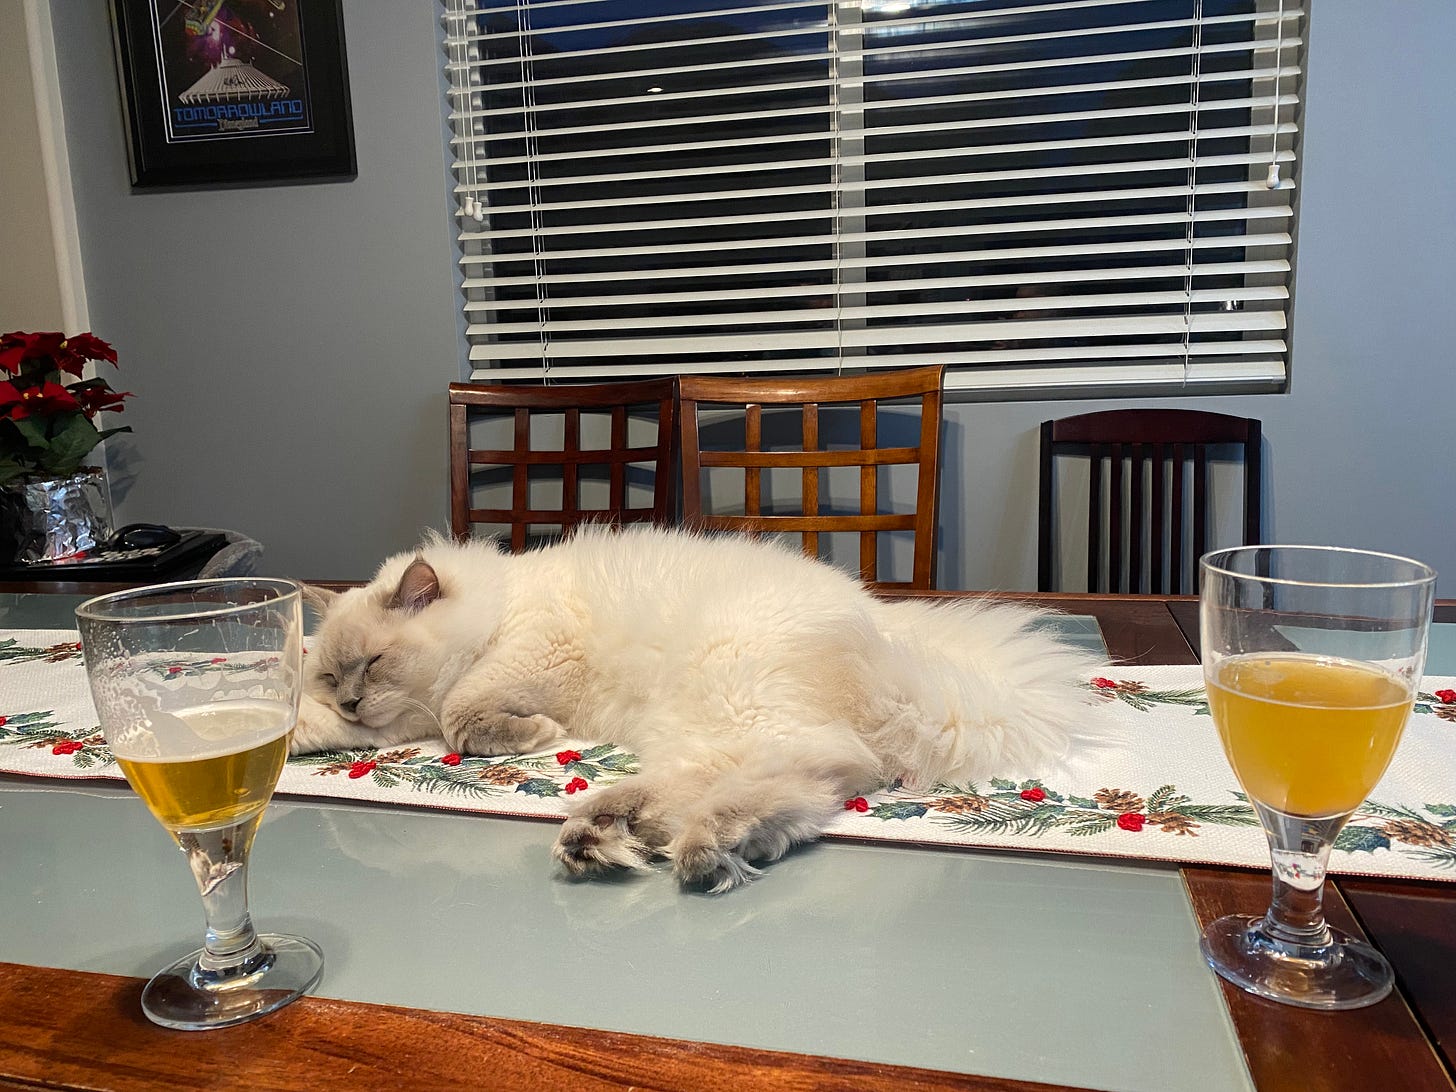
[113,701,292,832]
[1206,654,1411,818]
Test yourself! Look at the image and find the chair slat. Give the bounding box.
[801,402,820,560]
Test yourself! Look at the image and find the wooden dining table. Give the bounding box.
[1,585,1453,1092]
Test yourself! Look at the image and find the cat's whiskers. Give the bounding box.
[396,696,443,736]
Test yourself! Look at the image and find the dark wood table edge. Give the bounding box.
[0,961,1091,1092]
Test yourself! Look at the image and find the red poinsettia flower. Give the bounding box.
[1091,677,1118,689]
[440,752,462,766]
[1435,689,1456,705]
[64,333,118,367]
[1117,812,1146,832]
[51,740,84,755]
[0,331,67,375]
[843,796,870,812]
[210,657,227,664]
[348,760,377,779]
[564,776,589,794]
[1,379,80,420]
[0,716,7,727]
[166,665,183,674]
[72,385,132,418]
[1020,787,1047,802]
[556,749,583,766]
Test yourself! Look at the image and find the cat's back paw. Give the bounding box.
[552,814,654,876]
[670,836,764,894]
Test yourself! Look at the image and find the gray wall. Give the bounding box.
[50,0,1456,591]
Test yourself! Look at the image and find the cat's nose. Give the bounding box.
[338,697,360,717]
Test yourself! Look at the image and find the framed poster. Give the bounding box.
[108,0,356,188]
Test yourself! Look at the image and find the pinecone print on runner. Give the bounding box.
[929,794,990,814]
[1382,818,1454,848]
[1148,812,1199,836]
[1095,788,1145,813]
[479,763,532,786]
[1087,676,1208,714]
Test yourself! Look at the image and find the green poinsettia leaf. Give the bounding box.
[10,417,49,450]
[990,778,1018,791]
[516,777,562,797]
[1423,803,1456,817]
[1068,796,1099,809]
[35,414,102,476]
[1334,825,1391,853]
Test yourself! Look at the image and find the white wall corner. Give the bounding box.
[24,0,90,334]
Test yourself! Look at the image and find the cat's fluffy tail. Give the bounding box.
[863,597,1110,787]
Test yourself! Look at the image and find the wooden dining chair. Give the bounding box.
[1037,408,1262,594]
[678,366,945,592]
[448,379,678,552]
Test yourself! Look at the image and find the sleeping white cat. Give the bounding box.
[297,527,1104,892]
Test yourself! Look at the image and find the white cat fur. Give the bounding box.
[297,526,1105,892]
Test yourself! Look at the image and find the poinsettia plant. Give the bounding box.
[0,331,132,487]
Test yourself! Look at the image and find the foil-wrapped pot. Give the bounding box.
[5,468,114,563]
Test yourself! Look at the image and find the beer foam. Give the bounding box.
[109,700,294,763]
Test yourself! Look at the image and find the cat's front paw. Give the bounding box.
[552,813,654,876]
[443,709,567,756]
[291,695,371,755]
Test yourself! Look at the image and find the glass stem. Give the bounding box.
[1255,801,1346,951]
[177,815,271,981]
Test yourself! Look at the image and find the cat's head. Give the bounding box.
[302,557,448,729]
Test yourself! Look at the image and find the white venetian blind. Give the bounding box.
[442,0,1303,394]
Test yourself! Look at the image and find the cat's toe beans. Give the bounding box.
[670,837,763,893]
[737,827,793,864]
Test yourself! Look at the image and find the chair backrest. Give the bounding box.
[448,379,678,552]
[1037,408,1262,594]
[678,365,945,591]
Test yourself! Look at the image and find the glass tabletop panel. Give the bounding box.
[0,782,1250,1090]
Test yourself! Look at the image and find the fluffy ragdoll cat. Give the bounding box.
[296,527,1105,892]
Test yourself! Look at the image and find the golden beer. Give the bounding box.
[113,702,292,832]
[1206,654,1411,818]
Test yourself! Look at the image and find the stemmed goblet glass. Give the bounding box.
[76,578,323,1030]
[1199,545,1436,1009]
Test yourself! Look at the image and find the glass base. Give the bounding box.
[1200,914,1393,1010]
[141,934,324,1031]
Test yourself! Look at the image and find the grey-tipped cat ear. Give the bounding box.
[390,557,442,613]
[301,584,340,616]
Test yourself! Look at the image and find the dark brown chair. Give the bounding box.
[1037,408,1262,594]
[678,366,945,592]
[448,379,677,552]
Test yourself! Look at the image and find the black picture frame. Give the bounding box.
[108,0,356,189]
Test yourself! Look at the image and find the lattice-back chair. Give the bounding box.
[1037,408,1262,594]
[448,379,678,551]
[678,366,945,592]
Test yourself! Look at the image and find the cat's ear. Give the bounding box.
[301,584,340,617]
[389,557,442,613]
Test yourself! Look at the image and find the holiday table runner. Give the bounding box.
[5,628,1456,881]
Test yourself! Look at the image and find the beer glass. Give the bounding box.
[1199,546,1436,1009]
[76,578,323,1030]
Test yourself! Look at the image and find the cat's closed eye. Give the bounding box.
[364,653,383,678]
[319,672,338,687]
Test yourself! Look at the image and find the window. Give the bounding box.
[442,0,1303,395]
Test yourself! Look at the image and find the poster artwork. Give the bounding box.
[151,0,314,143]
